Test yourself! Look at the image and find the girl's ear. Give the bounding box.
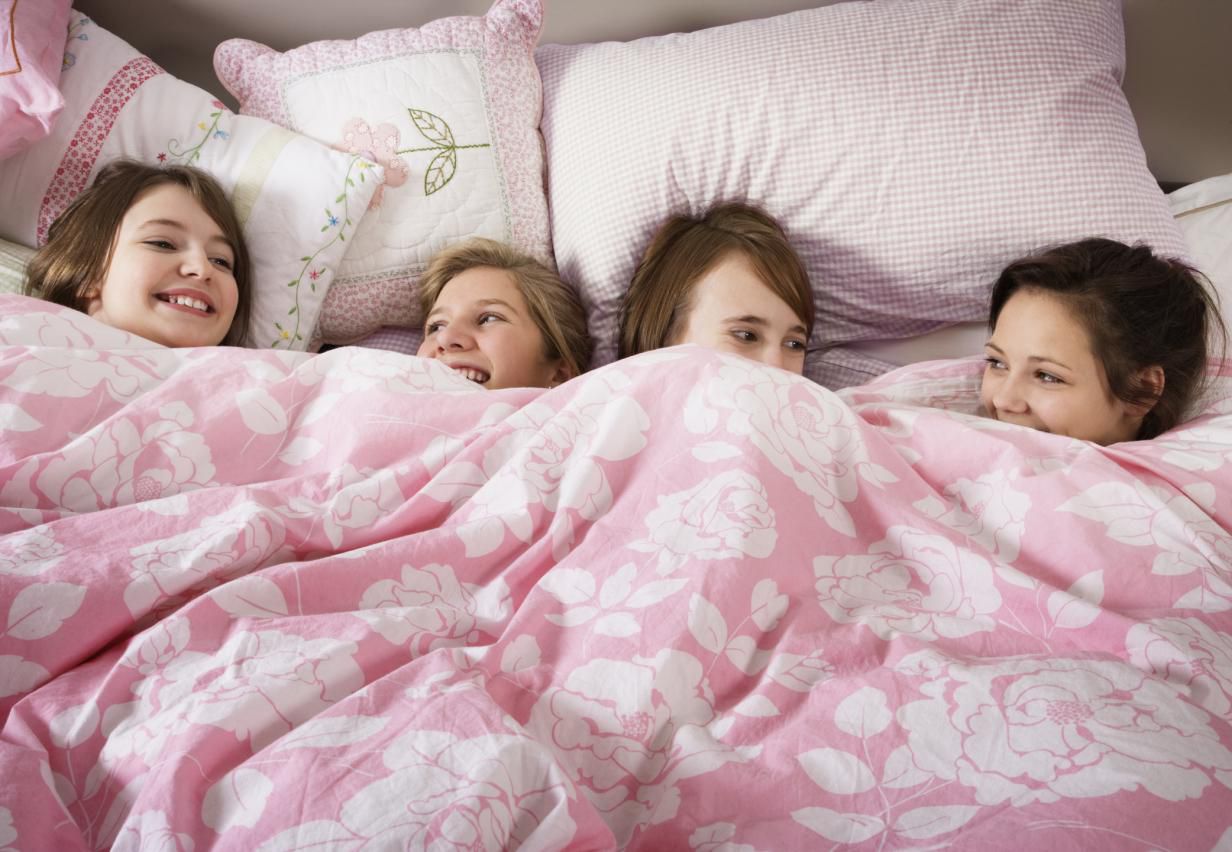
[548,359,574,388]
[1129,365,1166,415]
[81,282,103,316]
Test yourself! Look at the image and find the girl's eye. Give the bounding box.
[211,257,234,271]
[478,312,504,325]
[731,329,757,343]
[1036,371,1063,384]
[425,321,443,334]
[785,339,806,352]
[145,239,175,250]
[984,356,1006,370]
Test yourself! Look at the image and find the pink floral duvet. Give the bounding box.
[1,293,1231,850]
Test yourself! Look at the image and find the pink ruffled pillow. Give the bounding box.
[0,0,71,159]
[214,0,550,345]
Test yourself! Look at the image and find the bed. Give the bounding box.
[2,1,1232,849]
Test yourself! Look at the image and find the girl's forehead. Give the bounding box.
[433,267,524,310]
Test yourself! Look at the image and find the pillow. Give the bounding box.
[1169,173,1232,318]
[0,0,70,160]
[0,237,34,296]
[0,11,382,351]
[214,0,550,345]
[536,0,1191,388]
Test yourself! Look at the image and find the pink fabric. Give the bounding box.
[536,0,1191,388]
[0,0,70,159]
[1,293,1231,849]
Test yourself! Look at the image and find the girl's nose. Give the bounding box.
[435,322,473,350]
[181,247,213,280]
[993,375,1028,413]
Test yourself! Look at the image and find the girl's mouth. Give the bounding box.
[156,293,214,314]
[451,365,490,384]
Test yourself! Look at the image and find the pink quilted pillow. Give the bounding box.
[214,0,550,346]
[537,0,1190,388]
[0,0,71,159]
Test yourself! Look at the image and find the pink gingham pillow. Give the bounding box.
[0,0,71,160]
[537,0,1189,388]
[214,0,550,345]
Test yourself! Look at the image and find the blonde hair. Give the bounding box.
[419,238,593,379]
[24,159,251,346]
[619,201,813,357]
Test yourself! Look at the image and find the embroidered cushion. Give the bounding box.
[213,0,550,345]
[536,0,1190,387]
[0,0,71,160]
[0,11,382,351]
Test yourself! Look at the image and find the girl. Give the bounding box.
[618,201,814,373]
[417,238,592,390]
[24,160,251,347]
[981,237,1226,443]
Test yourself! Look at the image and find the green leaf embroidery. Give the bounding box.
[425,148,457,196]
[409,109,455,147]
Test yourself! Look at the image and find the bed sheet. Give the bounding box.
[1,293,1231,850]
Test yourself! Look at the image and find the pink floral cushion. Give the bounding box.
[537,0,1190,387]
[214,0,550,345]
[0,0,71,159]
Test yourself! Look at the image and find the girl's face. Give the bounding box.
[671,253,808,373]
[417,266,568,390]
[85,183,239,347]
[980,289,1145,444]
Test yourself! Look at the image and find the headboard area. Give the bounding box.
[71,0,1232,186]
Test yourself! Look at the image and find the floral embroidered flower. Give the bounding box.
[309,268,322,280]
[326,214,339,227]
[213,130,229,140]
[156,152,167,163]
[336,117,410,209]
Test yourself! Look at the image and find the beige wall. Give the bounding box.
[72,0,1232,185]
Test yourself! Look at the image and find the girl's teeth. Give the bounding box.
[167,295,210,312]
[457,367,488,384]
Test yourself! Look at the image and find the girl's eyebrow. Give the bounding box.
[723,314,807,336]
[426,297,521,321]
[138,219,234,253]
[985,342,1072,371]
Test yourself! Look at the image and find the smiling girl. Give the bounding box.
[416,238,592,390]
[24,160,251,347]
[981,237,1225,443]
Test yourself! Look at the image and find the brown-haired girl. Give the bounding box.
[618,201,814,373]
[24,159,252,347]
[417,237,593,390]
[982,237,1226,443]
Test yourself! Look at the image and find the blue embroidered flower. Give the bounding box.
[327,214,340,227]
[214,130,230,140]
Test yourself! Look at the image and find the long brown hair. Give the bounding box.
[24,159,252,346]
[419,238,593,379]
[989,237,1227,438]
[618,201,813,357]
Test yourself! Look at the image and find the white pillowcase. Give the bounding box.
[1170,174,1232,319]
[0,11,382,351]
[537,0,1190,388]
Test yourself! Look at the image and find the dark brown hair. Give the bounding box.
[989,237,1226,438]
[618,201,813,357]
[24,159,252,346]
[419,237,593,380]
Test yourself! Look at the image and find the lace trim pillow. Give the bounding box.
[214,0,550,346]
[0,12,382,351]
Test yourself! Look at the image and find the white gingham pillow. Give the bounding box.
[537,0,1189,388]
